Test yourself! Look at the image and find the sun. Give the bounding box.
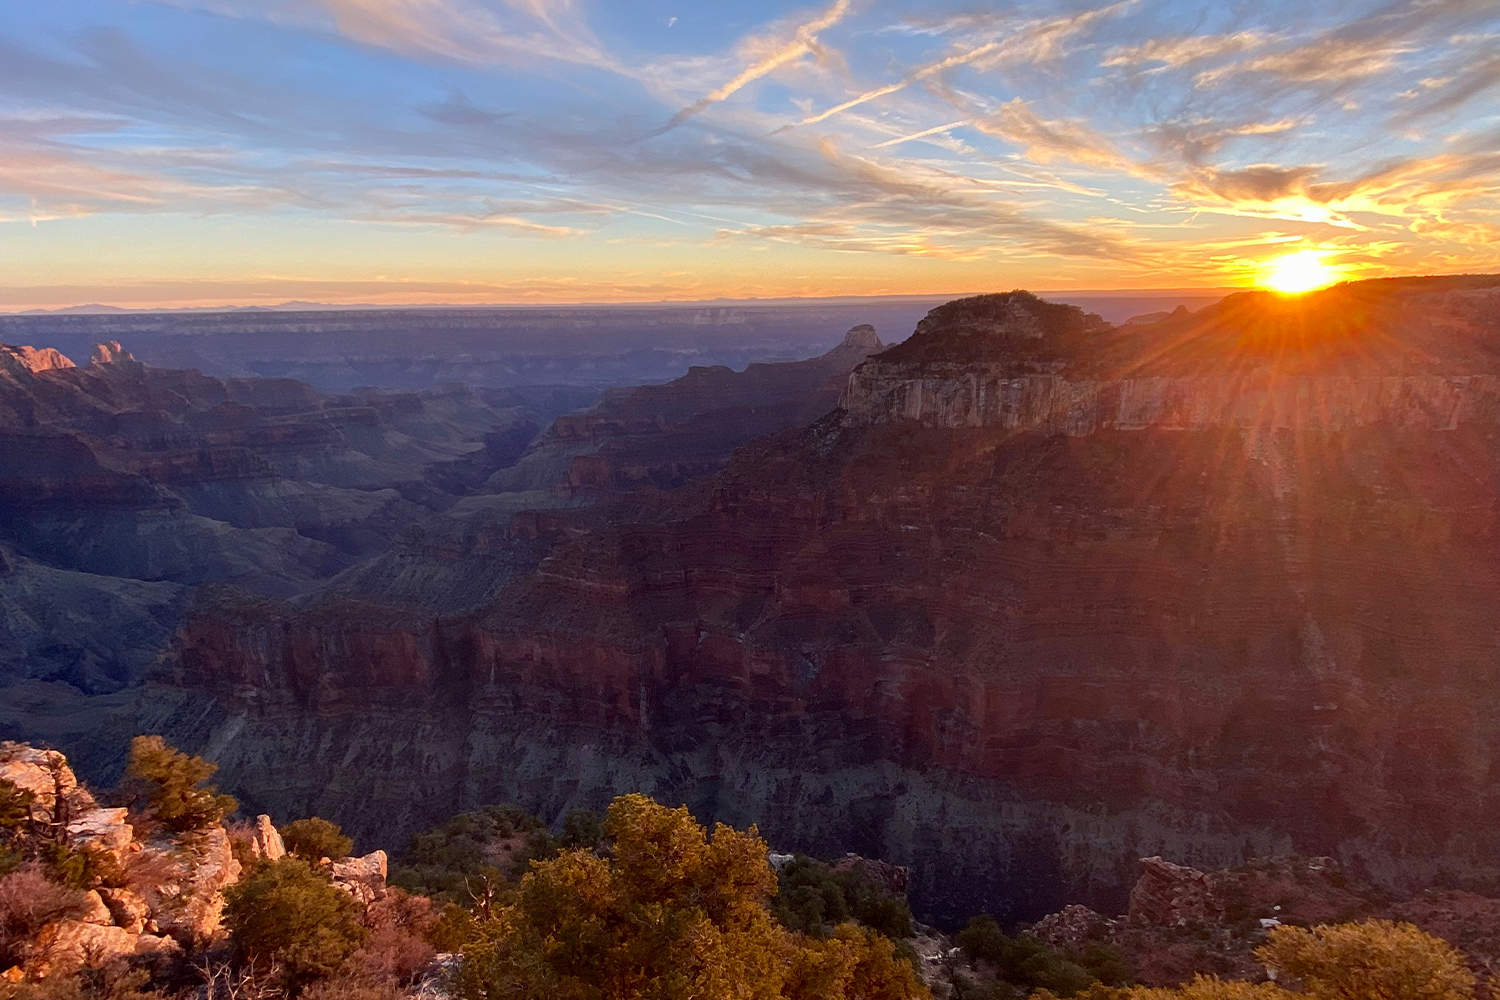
[1261,251,1340,294]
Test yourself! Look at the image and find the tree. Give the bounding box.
[454,794,929,1000]
[125,736,237,834]
[0,780,32,831]
[774,854,913,940]
[282,818,354,863]
[224,857,367,986]
[1256,920,1475,1000]
[559,809,603,850]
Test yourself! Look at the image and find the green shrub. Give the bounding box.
[453,794,929,1000]
[389,805,556,900]
[36,842,121,891]
[1078,941,1134,987]
[0,780,32,831]
[772,854,914,940]
[559,809,603,849]
[124,736,237,834]
[224,857,367,985]
[957,915,1097,998]
[282,818,354,862]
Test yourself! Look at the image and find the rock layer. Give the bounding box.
[69,277,1500,924]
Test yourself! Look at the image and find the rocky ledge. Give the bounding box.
[0,742,388,981]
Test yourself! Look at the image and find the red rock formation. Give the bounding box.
[146,277,1500,924]
[498,324,885,494]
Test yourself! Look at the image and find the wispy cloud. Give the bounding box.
[3,0,1500,306]
[1101,31,1269,72]
[794,2,1134,128]
[659,0,852,130]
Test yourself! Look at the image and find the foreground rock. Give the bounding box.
[0,742,239,977]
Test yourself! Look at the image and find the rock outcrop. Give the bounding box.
[325,850,388,905]
[1031,852,1500,989]
[247,814,286,861]
[0,345,74,377]
[0,743,238,977]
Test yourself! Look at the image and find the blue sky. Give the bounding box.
[2,0,1498,308]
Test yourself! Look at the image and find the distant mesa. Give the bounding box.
[839,323,884,351]
[1122,303,1194,326]
[872,290,1109,372]
[0,344,76,376]
[90,340,138,366]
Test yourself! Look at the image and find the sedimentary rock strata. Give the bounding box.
[129,278,1500,926]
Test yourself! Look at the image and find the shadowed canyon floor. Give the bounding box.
[6,276,1500,928]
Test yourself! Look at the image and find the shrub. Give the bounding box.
[224,856,367,986]
[1077,942,1134,988]
[346,888,437,983]
[1111,975,1297,999]
[389,805,555,900]
[773,854,914,940]
[124,736,237,834]
[425,902,479,953]
[559,809,603,850]
[454,794,930,1000]
[36,842,121,891]
[0,863,85,968]
[0,780,32,831]
[0,962,160,1000]
[1256,919,1475,1000]
[956,915,1097,998]
[281,818,354,863]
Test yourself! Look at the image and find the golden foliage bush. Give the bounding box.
[453,793,930,1000]
[1256,920,1475,1000]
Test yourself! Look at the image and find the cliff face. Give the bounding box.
[38,276,1500,926]
[493,324,885,494]
[129,279,1500,926]
[843,370,1500,433]
[0,346,538,694]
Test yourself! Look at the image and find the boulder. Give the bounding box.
[141,827,241,946]
[0,742,91,825]
[248,814,285,861]
[77,891,114,927]
[67,807,135,861]
[1030,904,1112,948]
[132,933,183,962]
[99,888,149,935]
[1128,857,1223,929]
[327,850,387,905]
[26,920,137,977]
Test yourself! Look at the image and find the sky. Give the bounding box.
[2,0,1499,309]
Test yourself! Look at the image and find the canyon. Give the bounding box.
[6,276,1500,929]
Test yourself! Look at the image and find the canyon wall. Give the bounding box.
[63,280,1500,925]
[843,368,1500,434]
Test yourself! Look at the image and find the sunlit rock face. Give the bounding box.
[843,286,1500,432]
[134,276,1500,924]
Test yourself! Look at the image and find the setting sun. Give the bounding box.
[1262,251,1340,294]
